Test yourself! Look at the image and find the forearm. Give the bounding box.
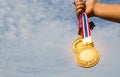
[94,2,120,23]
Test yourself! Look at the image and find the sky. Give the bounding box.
[0,0,120,77]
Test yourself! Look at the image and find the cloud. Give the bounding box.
[0,0,120,77]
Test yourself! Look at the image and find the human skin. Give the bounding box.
[75,0,120,23]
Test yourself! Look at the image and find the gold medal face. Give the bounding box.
[80,49,96,61]
[75,47,100,68]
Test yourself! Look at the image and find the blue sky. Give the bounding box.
[0,0,120,77]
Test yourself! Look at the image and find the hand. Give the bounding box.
[75,0,97,17]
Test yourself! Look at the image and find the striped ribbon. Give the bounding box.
[78,12,91,38]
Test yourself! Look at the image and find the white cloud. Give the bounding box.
[5,32,16,40]
[0,0,120,77]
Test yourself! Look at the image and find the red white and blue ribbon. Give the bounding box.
[78,12,92,44]
[78,12,91,38]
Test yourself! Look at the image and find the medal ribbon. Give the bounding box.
[78,12,92,44]
[78,12,91,38]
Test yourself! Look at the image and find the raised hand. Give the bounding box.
[75,0,97,17]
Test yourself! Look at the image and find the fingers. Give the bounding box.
[75,0,85,16]
[76,1,84,6]
[76,0,84,2]
[76,9,83,16]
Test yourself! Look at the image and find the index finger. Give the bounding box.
[76,0,83,1]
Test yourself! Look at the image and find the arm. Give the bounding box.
[94,2,120,23]
[75,0,120,23]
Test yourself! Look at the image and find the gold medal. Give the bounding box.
[72,37,94,54]
[72,37,100,68]
[75,47,100,68]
